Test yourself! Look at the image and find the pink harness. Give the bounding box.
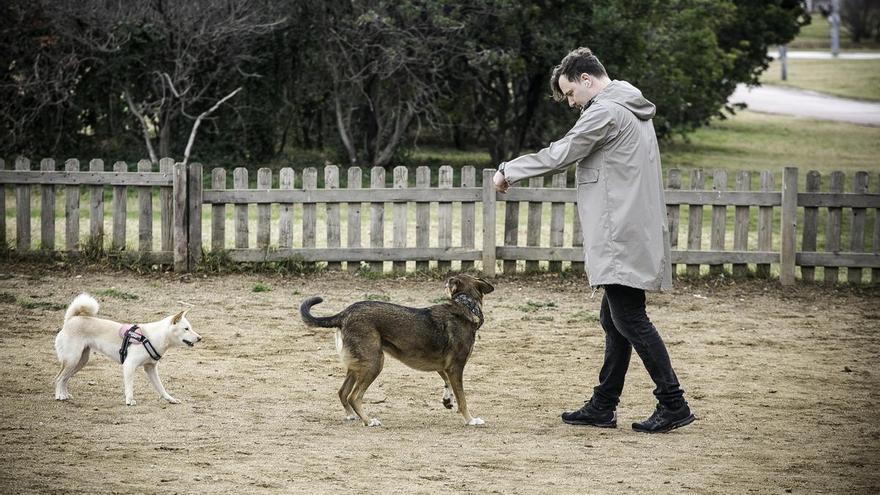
[118,324,162,363]
[118,324,144,345]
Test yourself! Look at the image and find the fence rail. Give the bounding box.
[2,157,878,284]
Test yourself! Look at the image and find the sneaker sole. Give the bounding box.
[561,418,617,428]
[632,413,696,434]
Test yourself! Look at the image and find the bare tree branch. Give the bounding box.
[124,90,159,165]
[182,87,242,166]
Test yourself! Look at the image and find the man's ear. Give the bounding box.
[476,278,494,295]
[171,310,186,325]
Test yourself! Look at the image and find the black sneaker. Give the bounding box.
[631,403,695,433]
[561,400,617,428]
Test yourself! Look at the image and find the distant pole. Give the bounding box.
[779,44,788,81]
[831,0,840,57]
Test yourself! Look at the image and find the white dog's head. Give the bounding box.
[169,310,201,348]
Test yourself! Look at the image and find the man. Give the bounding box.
[493,47,694,433]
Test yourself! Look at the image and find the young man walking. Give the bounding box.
[493,47,694,433]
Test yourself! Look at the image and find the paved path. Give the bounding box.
[729,84,880,125]
[769,50,880,60]
[725,50,880,124]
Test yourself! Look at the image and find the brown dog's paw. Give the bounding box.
[443,397,454,409]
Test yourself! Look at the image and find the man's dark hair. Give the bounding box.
[550,47,608,102]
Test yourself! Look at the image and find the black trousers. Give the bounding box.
[591,284,685,410]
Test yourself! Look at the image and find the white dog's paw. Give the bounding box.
[466,417,486,426]
[126,399,137,406]
[367,418,382,427]
[166,397,181,404]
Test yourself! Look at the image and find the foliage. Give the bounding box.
[841,0,880,42]
[2,0,809,166]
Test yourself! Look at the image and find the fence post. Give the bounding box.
[65,159,80,251]
[173,162,188,272]
[160,158,175,252]
[40,159,56,252]
[211,168,227,252]
[848,171,869,283]
[482,169,496,277]
[137,160,153,252]
[0,159,5,248]
[780,167,798,285]
[111,161,127,251]
[89,159,105,250]
[15,157,31,252]
[187,163,203,270]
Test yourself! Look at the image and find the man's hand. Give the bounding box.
[493,170,509,193]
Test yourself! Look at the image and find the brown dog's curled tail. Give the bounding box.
[300,296,344,328]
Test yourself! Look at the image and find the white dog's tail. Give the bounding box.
[64,293,99,322]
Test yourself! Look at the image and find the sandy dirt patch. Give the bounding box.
[0,262,878,494]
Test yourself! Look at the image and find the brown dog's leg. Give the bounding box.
[438,371,454,409]
[338,370,358,420]
[348,354,384,427]
[447,366,484,426]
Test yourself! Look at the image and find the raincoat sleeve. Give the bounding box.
[500,104,614,185]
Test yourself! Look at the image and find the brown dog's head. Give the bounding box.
[445,274,494,301]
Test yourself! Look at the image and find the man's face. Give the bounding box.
[559,73,594,109]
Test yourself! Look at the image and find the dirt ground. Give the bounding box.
[0,262,878,495]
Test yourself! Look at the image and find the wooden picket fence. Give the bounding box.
[1,157,879,284]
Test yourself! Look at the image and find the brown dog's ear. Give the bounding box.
[446,276,461,295]
[476,278,494,294]
[171,310,186,325]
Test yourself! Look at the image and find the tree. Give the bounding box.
[841,0,880,42]
[444,0,808,162]
[319,1,465,168]
[1,0,283,161]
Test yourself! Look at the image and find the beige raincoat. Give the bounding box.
[500,80,673,291]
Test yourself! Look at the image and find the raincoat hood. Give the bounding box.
[592,80,656,121]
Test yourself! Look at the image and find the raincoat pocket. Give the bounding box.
[576,167,600,185]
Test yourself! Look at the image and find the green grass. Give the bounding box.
[251,283,270,293]
[760,58,880,101]
[787,18,880,50]
[661,110,880,181]
[94,288,139,300]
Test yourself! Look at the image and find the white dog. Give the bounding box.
[54,293,201,405]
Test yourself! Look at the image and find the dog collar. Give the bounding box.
[119,324,162,364]
[453,293,484,329]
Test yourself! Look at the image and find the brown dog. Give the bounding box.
[299,274,494,427]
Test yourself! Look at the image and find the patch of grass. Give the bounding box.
[252,283,270,293]
[566,310,600,324]
[196,249,234,273]
[364,293,390,301]
[761,58,880,101]
[787,17,880,50]
[79,237,104,262]
[196,250,324,276]
[0,291,16,304]
[94,288,139,300]
[356,263,385,280]
[662,110,880,178]
[521,315,554,322]
[519,300,557,313]
[429,296,449,304]
[19,300,65,311]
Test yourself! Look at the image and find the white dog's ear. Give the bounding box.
[171,310,186,325]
